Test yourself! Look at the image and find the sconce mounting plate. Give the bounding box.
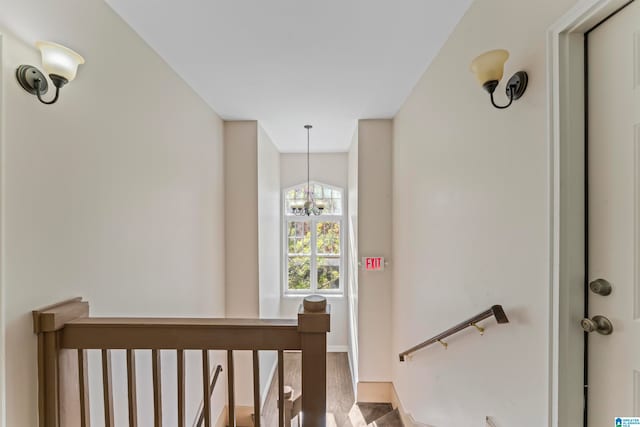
[505,71,528,101]
[16,65,49,95]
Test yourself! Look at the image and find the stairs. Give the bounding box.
[345,403,403,427]
[368,408,402,427]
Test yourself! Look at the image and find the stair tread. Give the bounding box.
[369,409,403,427]
[356,403,394,424]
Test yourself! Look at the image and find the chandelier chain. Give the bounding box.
[291,125,324,216]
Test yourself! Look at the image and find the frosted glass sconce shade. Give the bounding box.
[36,41,85,82]
[16,40,85,105]
[470,49,509,87]
[470,49,528,110]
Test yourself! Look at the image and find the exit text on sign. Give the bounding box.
[363,257,385,271]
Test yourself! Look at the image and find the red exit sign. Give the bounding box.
[363,257,385,271]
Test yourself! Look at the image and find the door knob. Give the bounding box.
[581,315,613,335]
[589,279,612,296]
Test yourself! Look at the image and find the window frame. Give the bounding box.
[282,182,345,296]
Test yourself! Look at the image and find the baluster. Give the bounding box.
[283,386,294,427]
[101,350,114,427]
[126,350,138,427]
[177,350,185,427]
[252,350,261,427]
[202,350,211,427]
[227,350,236,427]
[152,350,162,427]
[77,350,90,427]
[278,350,284,427]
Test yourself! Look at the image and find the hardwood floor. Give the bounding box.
[261,352,355,426]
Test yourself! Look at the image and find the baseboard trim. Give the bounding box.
[391,383,433,427]
[215,405,254,427]
[215,406,226,427]
[328,345,349,352]
[347,348,357,398]
[390,382,417,427]
[261,357,278,411]
[356,381,424,426]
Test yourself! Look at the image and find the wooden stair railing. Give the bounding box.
[32,295,330,427]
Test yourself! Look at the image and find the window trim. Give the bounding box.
[282,182,345,296]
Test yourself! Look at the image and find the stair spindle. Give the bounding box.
[152,350,162,427]
[101,350,114,427]
[177,350,185,427]
[126,350,138,427]
[252,350,261,427]
[227,350,236,427]
[77,350,90,427]
[278,350,284,427]
[202,350,211,427]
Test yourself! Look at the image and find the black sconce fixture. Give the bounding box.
[470,49,528,110]
[16,41,85,105]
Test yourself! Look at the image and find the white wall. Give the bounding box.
[258,125,281,321]
[347,129,359,386]
[225,121,260,319]
[0,33,6,427]
[257,124,281,401]
[391,0,576,425]
[224,121,260,407]
[0,0,227,423]
[280,153,349,350]
[357,120,393,383]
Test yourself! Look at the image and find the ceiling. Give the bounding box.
[106,1,476,151]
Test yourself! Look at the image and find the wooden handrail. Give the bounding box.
[32,296,330,427]
[398,305,509,362]
[60,317,302,350]
[195,364,223,427]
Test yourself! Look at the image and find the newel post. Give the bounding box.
[297,295,330,427]
[32,298,90,427]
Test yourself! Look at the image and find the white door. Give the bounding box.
[588,1,640,425]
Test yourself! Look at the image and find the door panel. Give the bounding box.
[635,370,640,415]
[588,0,640,425]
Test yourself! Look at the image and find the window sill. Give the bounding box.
[282,293,345,299]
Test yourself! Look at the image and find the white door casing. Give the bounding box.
[548,1,635,425]
[588,1,640,423]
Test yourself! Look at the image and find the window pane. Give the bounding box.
[334,200,341,213]
[288,256,311,290]
[288,221,311,254]
[317,222,340,255]
[317,257,340,290]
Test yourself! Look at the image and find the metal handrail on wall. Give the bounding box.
[195,364,223,427]
[398,305,509,362]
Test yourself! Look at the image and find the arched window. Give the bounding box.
[283,182,344,294]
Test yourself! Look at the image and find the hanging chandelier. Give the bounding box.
[291,125,326,216]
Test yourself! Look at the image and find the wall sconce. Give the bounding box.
[470,49,528,110]
[16,41,85,105]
